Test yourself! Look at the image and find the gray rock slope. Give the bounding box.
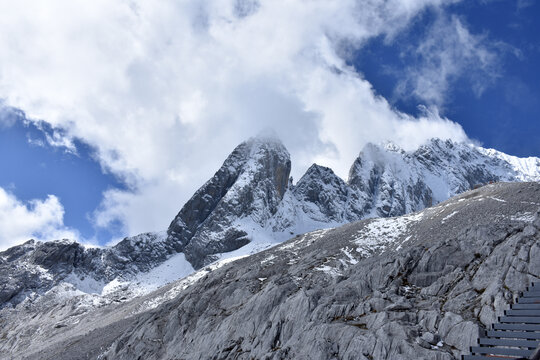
[3,182,539,360]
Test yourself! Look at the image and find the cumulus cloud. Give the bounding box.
[0,187,79,250]
[395,13,504,106]
[0,0,470,237]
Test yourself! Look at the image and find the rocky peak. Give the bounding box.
[167,135,291,268]
[294,164,347,199]
[292,164,350,222]
[238,135,291,206]
[345,138,525,218]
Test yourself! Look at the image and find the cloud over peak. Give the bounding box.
[394,11,515,106]
[0,0,471,238]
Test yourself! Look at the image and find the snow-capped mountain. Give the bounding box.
[167,137,540,269]
[167,136,291,269]
[345,138,540,218]
[0,232,196,309]
[1,136,539,311]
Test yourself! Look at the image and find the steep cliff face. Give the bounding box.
[166,136,291,268]
[4,182,539,360]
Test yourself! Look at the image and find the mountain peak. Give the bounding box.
[247,130,283,144]
[241,134,289,162]
[382,141,405,153]
[167,136,291,268]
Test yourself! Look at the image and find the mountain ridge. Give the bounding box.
[0,136,539,312]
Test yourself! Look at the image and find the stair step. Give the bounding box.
[512,303,540,310]
[518,298,540,304]
[522,291,540,298]
[506,309,540,316]
[487,330,540,339]
[463,283,540,359]
[470,346,533,357]
[479,337,540,348]
[499,316,540,324]
[493,323,540,331]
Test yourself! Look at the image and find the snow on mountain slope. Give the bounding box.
[1,136,539,317]
[7,182,539,360]
[274,138,540,234]
[0,231,193,310]
[477,146,540,181]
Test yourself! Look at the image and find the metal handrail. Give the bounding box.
[516,343,540,360]
[530,344,540,360]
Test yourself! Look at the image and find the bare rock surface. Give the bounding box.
[2,182,539,360]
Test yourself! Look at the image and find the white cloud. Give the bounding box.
[0,0,470,238]
[0,102,21,128]
[395,13,503,106]
[0,187,79,250]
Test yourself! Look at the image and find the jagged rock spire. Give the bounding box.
[167,135,291,268]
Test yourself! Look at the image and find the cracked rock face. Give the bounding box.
[167,136,292,268]
[3,182,539,360]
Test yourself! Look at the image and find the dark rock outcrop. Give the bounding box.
[167,136,291,268]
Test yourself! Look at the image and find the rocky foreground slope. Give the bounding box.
[2,181,539,359]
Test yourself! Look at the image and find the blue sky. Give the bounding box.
[0,111,125,242]
[0,0,538,248]
[354,0,540,158]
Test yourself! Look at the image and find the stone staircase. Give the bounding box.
[463,282,540,359]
